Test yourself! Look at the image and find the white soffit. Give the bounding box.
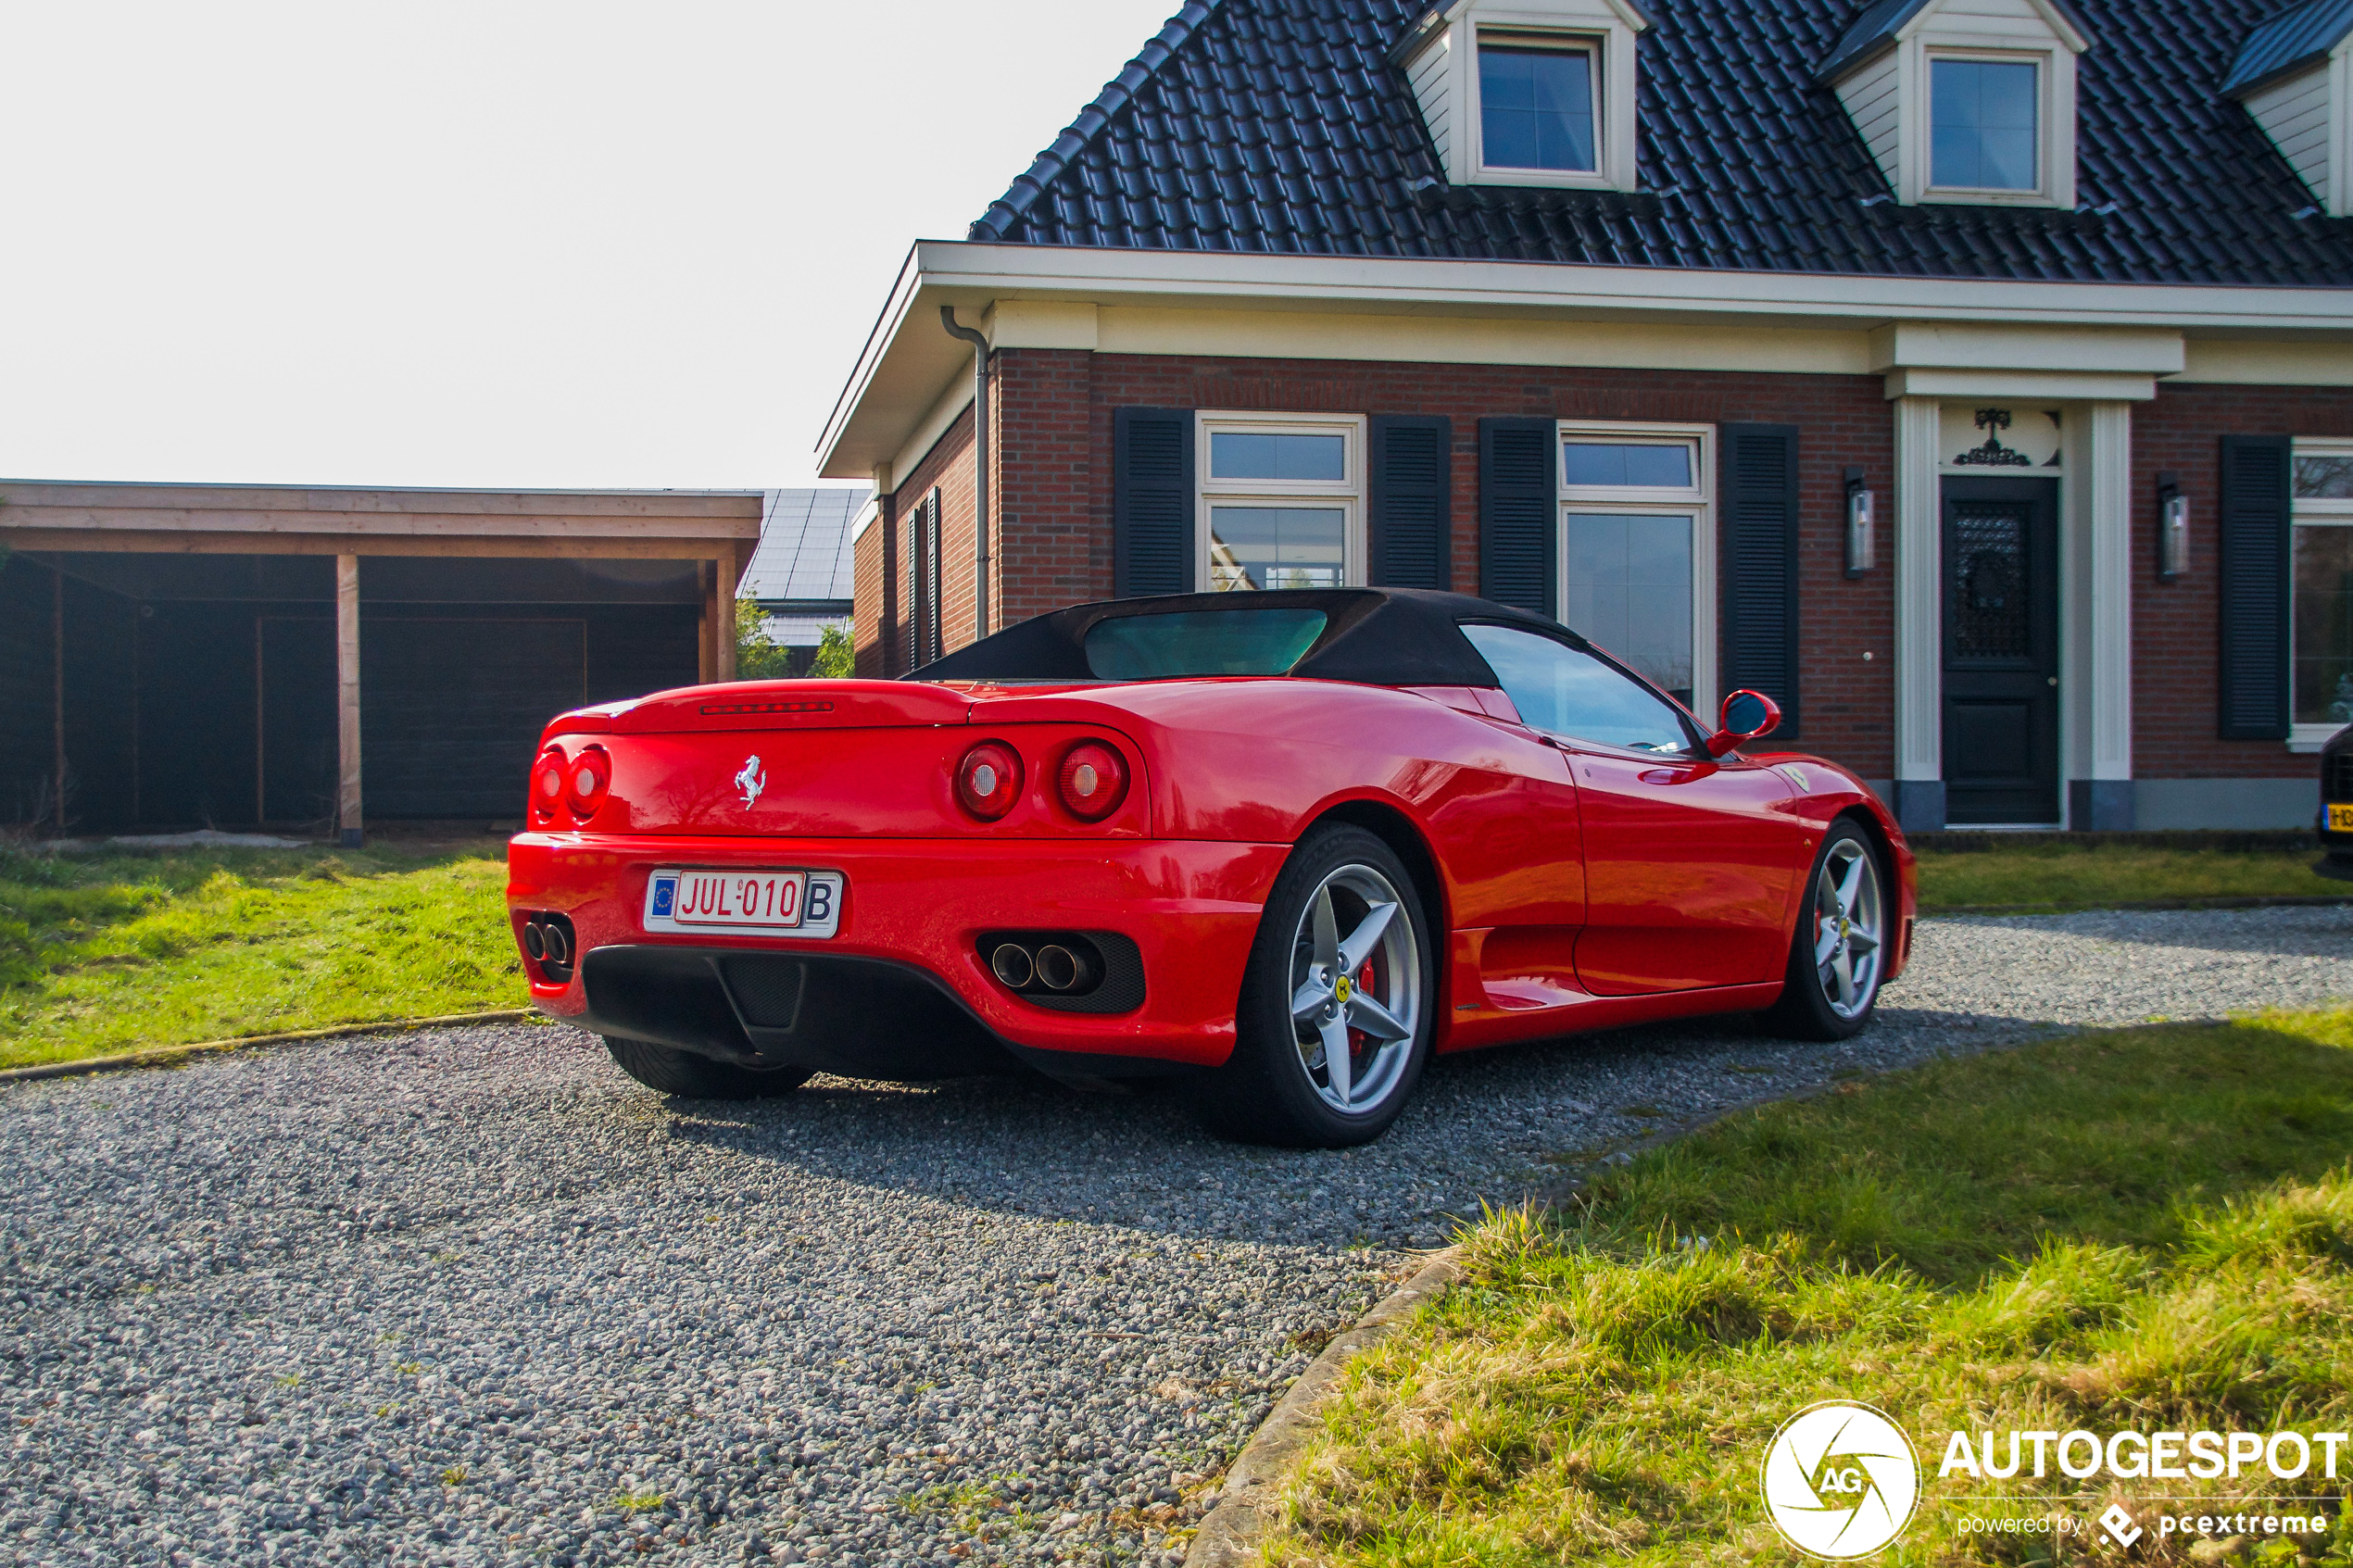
[815,241,2353,477]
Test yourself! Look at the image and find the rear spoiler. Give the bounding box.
[543,680,973,738]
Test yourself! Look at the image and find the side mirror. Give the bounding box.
[1705,689,1782,758]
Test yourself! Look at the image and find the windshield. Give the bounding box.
[1083,608,1328,680]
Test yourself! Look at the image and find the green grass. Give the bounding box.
[1915,843,2335,913]
[0,842,524,1069]
[1265,1010,2353,1566]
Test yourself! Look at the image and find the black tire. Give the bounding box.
[1192,823,1436,1148]
[603,1037,814,1098]
[1761,819,1890,1042]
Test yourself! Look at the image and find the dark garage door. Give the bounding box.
[361,617,587,819]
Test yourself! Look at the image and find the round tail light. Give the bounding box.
[565,746,611,820]
[956,742,1023,821]
[530,746,569,822]
[1055,742,1128,821]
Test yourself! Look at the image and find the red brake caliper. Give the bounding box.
[1346,958,1378,1057]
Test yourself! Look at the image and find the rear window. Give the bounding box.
[1084,608,1328,681]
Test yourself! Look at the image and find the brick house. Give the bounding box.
[821,0,2353,831]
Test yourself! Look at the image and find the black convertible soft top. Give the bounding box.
[912,588,1579,688]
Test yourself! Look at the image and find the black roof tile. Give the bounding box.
[971,0,2353,286]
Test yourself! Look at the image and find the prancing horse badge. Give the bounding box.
[735,756,765,809]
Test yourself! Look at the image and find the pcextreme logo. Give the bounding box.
[1761,1401,1922,1561]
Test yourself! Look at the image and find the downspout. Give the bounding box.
[940,307,991,641]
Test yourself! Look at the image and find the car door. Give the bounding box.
[1460,623,1803,996]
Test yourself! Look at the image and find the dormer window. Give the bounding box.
[1393,0,1648,193]
[1819,0,2085,208]
[1478,34,1598,171]
[1929,56,2040,191]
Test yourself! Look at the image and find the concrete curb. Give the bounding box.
[1184,1245,1466,1568]
[0,1010,537,1086]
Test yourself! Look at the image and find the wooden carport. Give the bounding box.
[0,481,761,844]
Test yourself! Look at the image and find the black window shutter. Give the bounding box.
[1478,418,1555,616]
[902,501,920,671]
[1720,422,1802,737]
[925,487,944,660]
[2219,434,2293,741]
[1369,415,1453,590]
[1114,408,1195,597]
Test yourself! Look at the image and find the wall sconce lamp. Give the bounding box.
[2156,470,2189,581]
[1843,468,1876,579]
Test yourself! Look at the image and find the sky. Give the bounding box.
[0,2,1179,494]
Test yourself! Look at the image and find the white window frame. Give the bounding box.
[1468,29,1612,188]
[1919,44,2070,207]
[2290,437,2353,752]
[1920,48,2057,204]
[1194,411,1367,594]
[1555,420,1718,721]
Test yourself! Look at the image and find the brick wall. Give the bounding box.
[2132,383,2353,781]
[997,349,1101,628]
[991,349,1900,780]
[864,349,2343,792]
[853,404,979,676]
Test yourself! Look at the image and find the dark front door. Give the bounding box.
[1942,477,2060,825]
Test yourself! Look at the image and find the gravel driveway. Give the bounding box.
[5,905,2349,1568]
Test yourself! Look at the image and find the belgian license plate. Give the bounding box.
[2331,804,2353,833]
[642,868,844,938]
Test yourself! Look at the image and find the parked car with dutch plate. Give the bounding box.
[508,589,1917,1147]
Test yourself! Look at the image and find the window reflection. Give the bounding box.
[1208,507,1346,591]
[1563,513,1694,706]
[1562,442,1692,489]
[2297,456,2353,500]
[2295,525,2353,724]
[1479,45,1596,171]
[1931,58,2039,190]
[1460,623,1692,752]
[1209,433,1347,483]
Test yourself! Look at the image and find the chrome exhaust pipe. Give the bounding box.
[522,922,547,962]
[542,922,570,966]
[990,944,1035,988]
[1035,944,1092,992]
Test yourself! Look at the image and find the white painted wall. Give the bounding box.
[2246,63,2333,202]
[1836,50,1903,193]
[1406,30,1453,169]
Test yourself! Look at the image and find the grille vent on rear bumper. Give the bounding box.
[2329,752,2353,803]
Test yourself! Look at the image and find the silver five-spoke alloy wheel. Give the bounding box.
[1812,836,1885,1020]
[1288,864,1422,1114]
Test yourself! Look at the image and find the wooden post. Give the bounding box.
[336,555,362,848]
[713,544,738,684]
[254,616,267,826]
[697,558,715,685]
[52,567,65,835]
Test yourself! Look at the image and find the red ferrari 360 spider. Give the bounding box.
[508,589,1913,1147]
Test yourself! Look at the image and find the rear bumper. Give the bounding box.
[507,833,1290,1071]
